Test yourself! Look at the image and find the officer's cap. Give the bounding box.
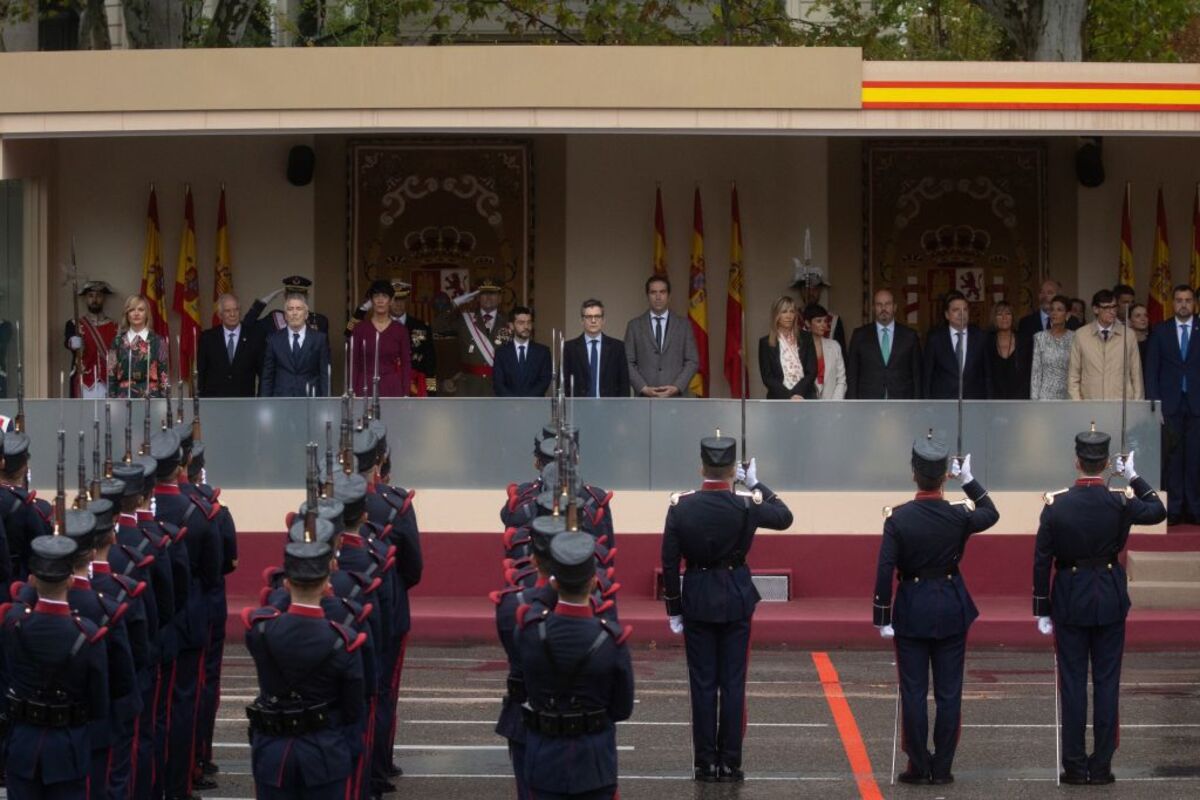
[282,275,313,294]
[29,535,77,582]
[391,281,412,299]
[87,499,115,532]
[550,532,595,586]
[911,432,949,479]
[700,436,737,468]
[4,432,30,463]
[298,498,345,525]
[368,419,388,451]
[353,428,380,472]
[476,277,502,294]
[530,515,567,558]
[64,509,99,552]
[150,430,182,477]
[133,455,158,494]
[112,464,145,498]
[283,540,332,582]
[1075,428,1111,461]
[79,280,115,296]
[288,517,337,546]
[98,476,128,502]
[333,472,368,505]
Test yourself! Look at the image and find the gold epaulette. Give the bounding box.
[1043,488,1069,506]
[735,489,763,505]
[950,498,976,512]
[882,505,893,519]
[670,490,695,506]
[1110,486,1135,500]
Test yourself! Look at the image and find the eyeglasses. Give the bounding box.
[582,314,604,321]
[1096,303,1118,310]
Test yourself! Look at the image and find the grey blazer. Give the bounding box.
[623,310,699,396]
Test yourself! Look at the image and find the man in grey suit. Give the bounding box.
[624,275,699,397]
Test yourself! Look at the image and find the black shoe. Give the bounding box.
[386,762,404,777]
[192,775,218,791]
[1088,771,1116,785]
[931,774,954,785]
[201,761,219,776]
[718,765,745,782]
[1060,771,1089,785]
[371,779,397,794]
[694,764,719,783]
[897,769,930,785]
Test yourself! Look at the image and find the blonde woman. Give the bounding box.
[804,303,846,399]
[758,296,817,400]
[107,294,169,397]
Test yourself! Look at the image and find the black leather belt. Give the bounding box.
[1057,556,1117,571]
[521,707,610,737]
[689,557,745,571]
[900,564,959,582]
[6,694,89,728]
[246,701,335,736]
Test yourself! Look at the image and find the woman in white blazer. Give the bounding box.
[805,303,847,400]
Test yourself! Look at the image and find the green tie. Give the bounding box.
[881,327,891,365]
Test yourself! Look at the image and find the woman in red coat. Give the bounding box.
[350,280,412,397]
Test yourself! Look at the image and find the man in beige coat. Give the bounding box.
[1068,289,1144,401]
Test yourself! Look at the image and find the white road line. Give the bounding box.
[209,743,633,751]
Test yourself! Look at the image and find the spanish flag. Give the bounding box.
[1118,182,1134,289]
[173,186,201,377]
[687,187,709,398]
[1191,183,1200,291]
[724,185,745,398]
[212,186,234,326]
[1148,187,1171,325]
[652,186,668,277]
[140,186,170,340]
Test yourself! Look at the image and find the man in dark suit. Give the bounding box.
[493,306,552,397]
[563,299,630,397]
[924,291,989,400]
[260,292,331,397]
[1018,278,1083,392]
[1145,284,1200,525]
[197,293,264,397]
[847,289,923,399]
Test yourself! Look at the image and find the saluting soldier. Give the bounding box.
[517,531,634,800]
[1033,430,1165,785]
[2,535,109,800]
[244,275,331,336]
[244,537,366,800]
[661,437,793,782]
[452,278,509,397]
[872,435,998,785]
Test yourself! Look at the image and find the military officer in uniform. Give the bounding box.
[244,537,366,799]
[244,275,331,336]
[517,531,634,800]
[872,435,999,785]
[1033,430,1165,785]
[661,436,793,782]
[0,432,52,580]
[2,535,109,799]
[452,278,509,397]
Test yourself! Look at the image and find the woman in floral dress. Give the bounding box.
[107,294,169,397]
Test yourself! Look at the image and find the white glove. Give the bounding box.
[668,615,684,635]
[735,457,759,489]
[357,300,371,313]
[950,453,973,484]
[259,287,284,304]
[1037,616,1054,635]
[1114,450,1137,480]
[452,290,481,308]
[878,624,895,639]
[68,335,83,351]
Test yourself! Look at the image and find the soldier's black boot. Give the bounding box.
[693,764,719,783]
[897,762,931,785]
[718,765,745,782]
[1060,771,1089,785]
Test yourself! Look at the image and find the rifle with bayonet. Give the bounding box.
[14,320,24,435]
[104,401,114,476]
[191,330,202,442]
[304,442,319,539]
[323,421,335,497]
[91,401,101,500]
[69,239,84,397]
[372,330,381,421]
[339,394,354,475]
[54,430,66,534]
[73,431,88,509]
[139,393,151,455]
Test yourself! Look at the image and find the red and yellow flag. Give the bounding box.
[652,186,668,277]
[1191,183,1200,291]
[173,186,201,377]
[724,185,745,398]
[1148,187,1172,325]
[687,187,709,398]
[140,186,169,340]
[212,186,234,326]
[1118,182,1134,289]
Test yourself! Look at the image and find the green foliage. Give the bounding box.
[1086,0,1200,62]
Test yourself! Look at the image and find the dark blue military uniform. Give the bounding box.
[516,531,634,800]
[2,535,110,800]
[873,467,998,783]
[1034,439,1165,784]
[661,440,793,780]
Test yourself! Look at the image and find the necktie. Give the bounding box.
[1183,324,1191,392]
[589,339,599,398]
[880,327,891,365]
[518,344,526,366]
[292,332,300,357]
[1102,329,1110,342]
[955,330,965,374]
[483,313,492,329]
[227,332,236,362]
[654,316,664,350]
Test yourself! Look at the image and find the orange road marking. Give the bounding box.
[812,651,884,800]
